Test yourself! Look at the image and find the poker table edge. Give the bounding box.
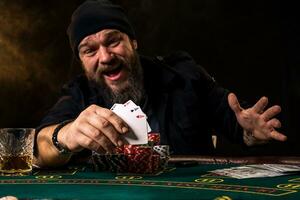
[169,156,300,165]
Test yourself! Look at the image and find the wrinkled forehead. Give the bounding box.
[80,29,122,44]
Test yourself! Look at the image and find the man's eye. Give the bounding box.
[82,49,95,55]
[108,38,121,47]
[110,41,120,47]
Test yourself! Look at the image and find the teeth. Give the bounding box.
[105,65,121,75]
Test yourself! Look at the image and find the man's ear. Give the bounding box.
[132,40,138,50]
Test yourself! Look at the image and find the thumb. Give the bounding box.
[228,93,242,114]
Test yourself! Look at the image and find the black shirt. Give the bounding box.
[37,51,244,155]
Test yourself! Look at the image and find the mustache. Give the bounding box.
[96,57,127,74]
[97,63,121,74]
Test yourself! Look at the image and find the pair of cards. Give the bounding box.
[210,164,300,179]
[111,100,151,145]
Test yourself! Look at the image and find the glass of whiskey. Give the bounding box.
[0,128,35,176]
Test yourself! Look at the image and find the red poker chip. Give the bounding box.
[151,154,160,173]
[115,146,124,154]
[92,142,170,174]
[129,153,153,174]
[148,132,160,145]
[124,145,138,155]
[135,146,153,154]
[125,146,153,174]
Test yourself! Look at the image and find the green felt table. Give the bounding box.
[1,156,300,200]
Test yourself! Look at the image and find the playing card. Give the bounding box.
[210,166,285,179]
[247,164,300,173]
[123,100,140,111]
[111,101,149,145]
[124,101,152,132]
[110,103,122,111]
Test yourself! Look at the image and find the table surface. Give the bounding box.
[1,156,300,200]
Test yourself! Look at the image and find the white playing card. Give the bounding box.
[123,100,138,109]
[146,122,151,133]
[210,166,284,179]
[247,164,300,173]
[123,100,145,116]
[111,102,148,145]
[111,103,122,111]
[122,100,152,133]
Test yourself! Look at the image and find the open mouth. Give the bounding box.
[102,65,124,81]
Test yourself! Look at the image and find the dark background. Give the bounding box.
[0,0,299,155]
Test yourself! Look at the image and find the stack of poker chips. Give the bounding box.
[92,132,170,174]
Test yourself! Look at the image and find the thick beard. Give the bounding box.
[89,51,145,106]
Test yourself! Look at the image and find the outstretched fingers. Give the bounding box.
[267,118,281,129]
[252,96,268,114]
[228,93,243,114]
[261,105,281,121]
[270,130,287,142]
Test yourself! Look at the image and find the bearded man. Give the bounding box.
[35,0,286,167]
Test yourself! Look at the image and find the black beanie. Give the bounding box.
[67,0,136,58]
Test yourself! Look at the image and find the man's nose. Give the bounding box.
[98,47,114,64]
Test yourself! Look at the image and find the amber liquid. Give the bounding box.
[0,155,32,174]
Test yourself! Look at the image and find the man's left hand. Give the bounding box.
[228,93,287,144]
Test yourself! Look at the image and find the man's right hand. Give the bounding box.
[59,104,129,154]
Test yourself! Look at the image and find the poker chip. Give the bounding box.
[92,153,110,171]
[123,145,138,155]
[92,135,169,174]
[159,156,169,170]
[115,146,124,154]
[153,145,170,157]
[148,132,160,146]
[108,154,128,173]
[151,154,160,173]
[135,146,153,155]
[127,146,153,174]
